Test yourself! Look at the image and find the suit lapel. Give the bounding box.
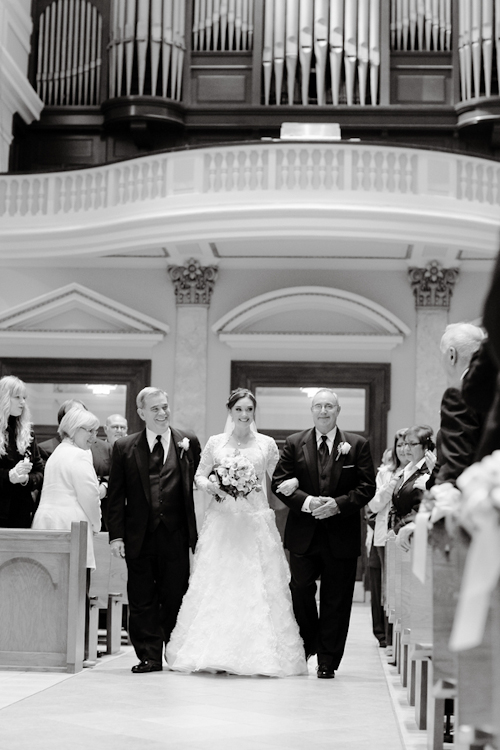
[302,429,319,494]
[170,428,188,498]
[329,429,345,495]
[133,430,151,502]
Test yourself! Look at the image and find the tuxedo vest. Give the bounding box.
[317,443,335,495]
[148,439,185,533]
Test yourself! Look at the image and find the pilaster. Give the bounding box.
[408,261,459,433]
[168,258,218,444]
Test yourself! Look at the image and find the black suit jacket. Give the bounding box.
[434,387,483,485]
[106,427,201,558]
[390,464,430,532]
[272,428,375,558]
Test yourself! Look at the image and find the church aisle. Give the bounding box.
[0,604,405,750]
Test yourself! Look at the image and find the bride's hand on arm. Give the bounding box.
[275,477,299,497]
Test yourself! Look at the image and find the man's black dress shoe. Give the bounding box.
[317,663,335,679]
[131,660,163,673]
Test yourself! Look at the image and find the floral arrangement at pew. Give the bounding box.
[209,451,261,501]
[449,450,500,652]
[456,450,500,536]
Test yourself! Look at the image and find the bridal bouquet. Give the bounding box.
[209,451,261,501]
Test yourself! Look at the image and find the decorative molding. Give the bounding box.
[168,258,218,305]
[212,286,410,351]
[408,261,460,309]
[1,144,500,262]
[213,286,411,334]
[219,333,404,351]
[0,283,169,347]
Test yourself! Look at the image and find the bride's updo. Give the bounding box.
[226,388,257,411]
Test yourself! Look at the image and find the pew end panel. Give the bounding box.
[0,523,87,673]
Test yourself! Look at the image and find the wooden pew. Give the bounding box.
[87,532,128,663]
[0,522,87,673]
[454,530,495,750]
[385,536,397,657]
[408,543,433,729]
[107,537,128,653]
[426,521,458,750]
[399,546,412,688]
[393,543,404,674]
[491,579,500,750]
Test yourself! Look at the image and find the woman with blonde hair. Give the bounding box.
[0,375,44,528]
[32,407,101,569]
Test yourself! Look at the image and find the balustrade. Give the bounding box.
[1,144,500,221]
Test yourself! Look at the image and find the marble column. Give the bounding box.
[408,261,459,434]
[168,258,218,445]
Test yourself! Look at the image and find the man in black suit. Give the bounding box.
[106,387,201,673]
[272,389,375,678]
[434,323,485,485]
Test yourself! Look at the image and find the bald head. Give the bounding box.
[104,414,128,445]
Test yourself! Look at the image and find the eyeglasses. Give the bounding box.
[81,427,98,436]
[312,404,338,412]
[404,441,421,447]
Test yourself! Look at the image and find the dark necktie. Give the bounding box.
[318,435,329,470]
[151,434,164,470]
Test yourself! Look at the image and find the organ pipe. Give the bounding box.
[37,0,103,105]
[314,0,329,106]
[262,0,274,104]
[299,0,314,105]
[261,0,382,106]
[286,0,299,105]
[273,0,285,104]
[344,0,357,105]
[329,0,344,106]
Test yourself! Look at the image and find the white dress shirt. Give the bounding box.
[145,427,171,464]
[302,427,338,513]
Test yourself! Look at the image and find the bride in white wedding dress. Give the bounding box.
[166,388,307,677]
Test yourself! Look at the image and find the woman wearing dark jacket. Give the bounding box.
[389,424,436,534]
[0,375,44,528]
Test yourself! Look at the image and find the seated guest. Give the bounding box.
[367,429,409,647]
[389,425,436,534]
[0,375,44,528]
[32,407,101,569]
[39,398,111,503]
[104,414,128,447]
[435,322,485,482]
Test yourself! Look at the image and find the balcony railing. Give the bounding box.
[1,142,500,220]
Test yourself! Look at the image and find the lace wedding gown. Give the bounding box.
[166,432,307,677]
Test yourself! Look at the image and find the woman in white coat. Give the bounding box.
[32,407,101,569]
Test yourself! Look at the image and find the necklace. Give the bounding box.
[234,432,251,447]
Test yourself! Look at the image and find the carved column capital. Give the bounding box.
[168,258,219,306]
[408,261,459,310]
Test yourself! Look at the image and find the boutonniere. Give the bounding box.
[336,441,351,461]
[178,437,190,458]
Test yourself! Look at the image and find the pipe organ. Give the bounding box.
[29,1,500,111]
[390,0,452,50]
[108,0,186,99]
[36,0,102,105]
[193,0,254,50]
[458,0,500,100]
[262,0,381,106]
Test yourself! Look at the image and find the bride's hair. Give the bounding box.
[226,388,257,411]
